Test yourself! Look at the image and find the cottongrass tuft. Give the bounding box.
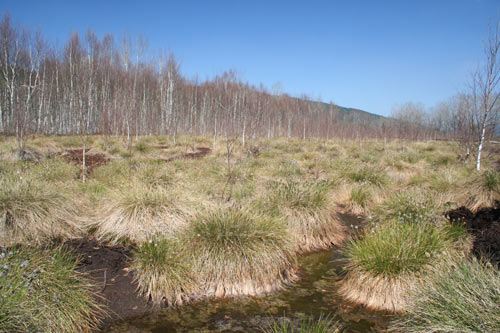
[0,178,82,245]
[265,179,346,253]
[186,207,297,298]
[389,257,500,332]
[92,184,190,243]
[132,236,195,306]
[0,245,104,332]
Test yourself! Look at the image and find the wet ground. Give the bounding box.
[64,238,152,327]
[96,214,390,332]
[446,202,500,267]
[102,248,390,332]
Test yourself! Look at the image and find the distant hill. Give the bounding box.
[301,98,385,125]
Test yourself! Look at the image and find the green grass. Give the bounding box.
[375,190,439,225]
[389,258,500,333]
[350,185,372,210]
[132,236,194,306]
[0,246,104,332]
[343,166,389,187]
[262,314,341,333]
[265,179,329,213]
[344,222,454,276]
[483,170,500,192]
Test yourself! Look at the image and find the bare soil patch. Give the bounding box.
[446,202,500,267]
[62,149,110,173]
[163,146,211,162]
[63,238,151,328]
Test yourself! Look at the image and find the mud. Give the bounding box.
[63,238,152,327]
[446,202,500,266]
[163,146,211,162]
[62,149,110,172]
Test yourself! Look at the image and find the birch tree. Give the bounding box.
[473,21,500,171]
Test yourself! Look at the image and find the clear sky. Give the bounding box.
[1,0,499,116]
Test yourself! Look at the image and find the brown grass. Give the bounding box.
[91,185,191,243]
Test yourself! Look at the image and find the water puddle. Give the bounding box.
[104,246,390,332]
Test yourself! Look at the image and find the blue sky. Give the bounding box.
[1,0,498,116]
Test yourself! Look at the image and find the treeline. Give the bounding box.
[0,13,395,145]
[2,12,494,148]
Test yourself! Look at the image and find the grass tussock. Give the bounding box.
[132,236,195,306]
[389,258,500,332]
[264,179,346,253]
[339,221,465,312]
[186,208,297,298]
[375,189,440,225]
[261,314,341,333]
[0,246,104,332]
[0,179,82,245]
[92,185,190,243]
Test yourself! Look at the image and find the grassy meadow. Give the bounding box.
[0,134,499,331]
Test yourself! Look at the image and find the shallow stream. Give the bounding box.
[105,217,390,332]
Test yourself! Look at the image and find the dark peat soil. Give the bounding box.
[446,202,500,267]
[63,238,152,329]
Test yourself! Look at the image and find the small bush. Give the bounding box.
[389,258,500,332]
[0,246,104,332]
[132,236,194,306]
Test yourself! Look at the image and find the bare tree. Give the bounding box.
[472,20,500,171]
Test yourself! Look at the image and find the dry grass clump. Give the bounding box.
[0,179,82,246]
[264,179,346,253]
[185,208,297,298]
[389,258,500,332]
[339,221,464,312]
[92,184,190,243]
[0,245,104,332]
[131,236,195,306]
[462,170,500,210]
